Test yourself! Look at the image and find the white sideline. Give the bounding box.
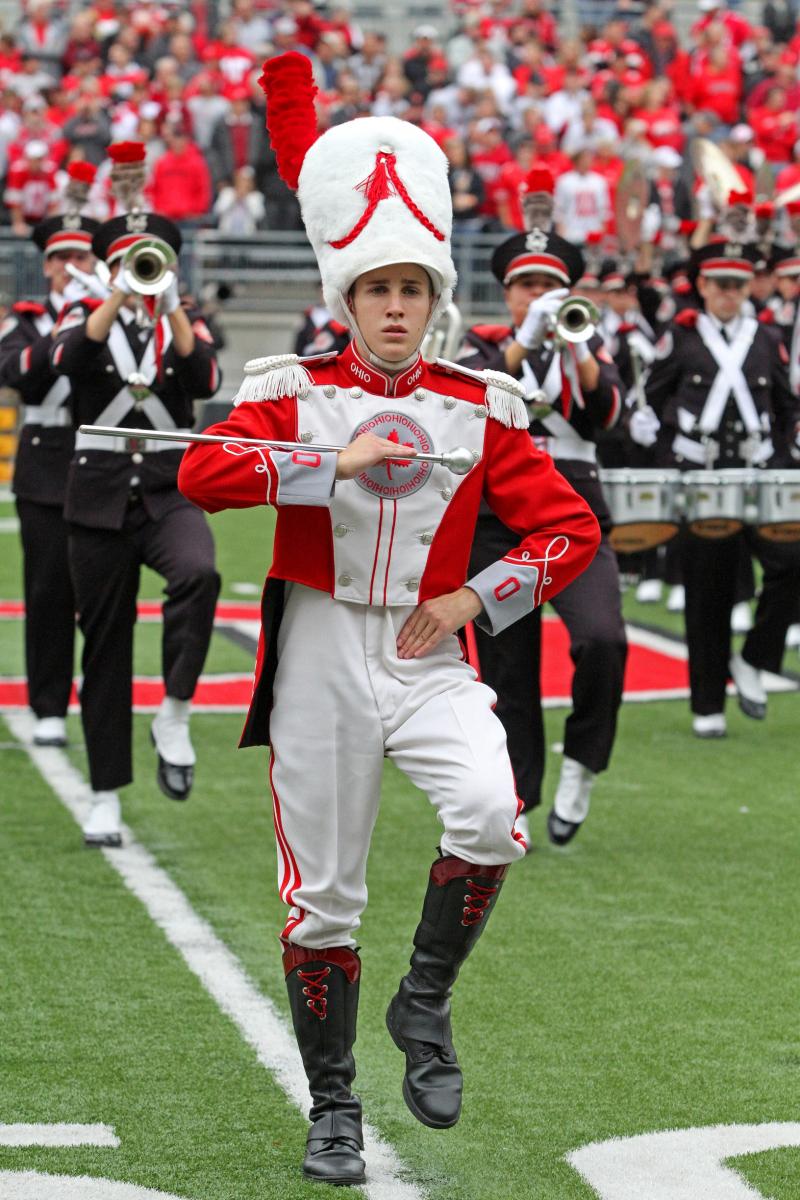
[5,711,424,1200]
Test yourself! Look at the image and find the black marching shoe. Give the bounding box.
[547,809,581,846]
[151,699,195,801]
[283,944,366,1186]
[151,729,194,801]
[386,855,508,1129]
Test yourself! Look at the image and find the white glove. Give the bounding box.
[641,203,661,243]
[113,267,134,297]
[629,405,660,448]
[626,329,656,365]
[63,263,111,301]
[515,287,568,350]
[160,275,181,315]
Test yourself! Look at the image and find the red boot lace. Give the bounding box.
[462,880,498,926]
[298,966,331,1019]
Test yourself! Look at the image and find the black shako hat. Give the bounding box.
[491,229,585,288]
[32,214,100,256]
[688,239,761,284]
[91,211,182,266]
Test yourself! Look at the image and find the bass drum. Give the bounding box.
[600,468,683,552]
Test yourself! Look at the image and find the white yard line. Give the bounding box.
[0,1126,119,1148]
[4,711,424,1200]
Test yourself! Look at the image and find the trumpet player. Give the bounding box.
[0,188,98,750]
[49,142,222,848]
[461,227,626,848]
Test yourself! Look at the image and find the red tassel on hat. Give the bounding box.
[259,52,319,190]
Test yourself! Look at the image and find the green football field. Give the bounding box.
[1,497,799,1200]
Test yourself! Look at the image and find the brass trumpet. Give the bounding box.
[119,236,178,297]
[552,296,599,345]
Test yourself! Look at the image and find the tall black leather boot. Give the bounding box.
[386,855,508,1128]
[283,944,366,1186]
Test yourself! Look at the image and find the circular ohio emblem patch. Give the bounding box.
[352,411,434,499]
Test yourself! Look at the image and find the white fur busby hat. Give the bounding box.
[259,53,456,327]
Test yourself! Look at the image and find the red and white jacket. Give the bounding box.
[179,341,599,742]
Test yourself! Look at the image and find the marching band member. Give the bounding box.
[179,52,599,1187]
[459,209,626,849]
[50,141,222,847]
[0,165,98,748]
[641,240,800,736]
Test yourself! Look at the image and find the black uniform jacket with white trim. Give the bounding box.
[459,324,623,530]
[0,298,73,506]
[645,310,800,469]
[50,299,221,530]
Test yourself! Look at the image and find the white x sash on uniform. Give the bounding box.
[520,352,562,405]
[92,318,176,431]
[29,312,70,418]
[695,313,760,435]
[521,353,595,460]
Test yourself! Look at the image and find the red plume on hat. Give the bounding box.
[67,161,97,185]
[64,159,97,213]
[727,185,754,208]
[520,160,555,234]
[259,51,319,191]
[107,140,147,211]
[108,141,147,164]
[522,165,554,195]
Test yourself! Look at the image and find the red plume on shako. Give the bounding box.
[234,51,526,430]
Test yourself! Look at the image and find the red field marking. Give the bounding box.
[0,599,261,622]
[1,609,691,710]
[540,618,688,706]
[0,674,254,713]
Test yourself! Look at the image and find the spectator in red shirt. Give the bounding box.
[0,32,23,75]
[7,95,67,168]
[494,136,537,230]
[62,10,102,73]
[517,0,558,50]
[750,89,799,165]
[4,139,59,233]
[688,44,743,126]
[468,116,513,219]
[633,79,684,152]
[202,20,256,85]
[691,1,755,50]
[746,61,800,116]
[147,119,212,224]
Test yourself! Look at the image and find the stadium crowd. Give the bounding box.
[3,0,800,240]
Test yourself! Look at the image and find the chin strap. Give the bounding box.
[338,291,439,374]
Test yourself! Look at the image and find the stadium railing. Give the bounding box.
[0,227,511,320]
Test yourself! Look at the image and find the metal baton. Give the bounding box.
[77,425,480,476]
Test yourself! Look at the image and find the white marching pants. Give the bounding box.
[269,584,526,949]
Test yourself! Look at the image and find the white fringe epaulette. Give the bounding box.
[434,358,529,429]
[233,354,312,405]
